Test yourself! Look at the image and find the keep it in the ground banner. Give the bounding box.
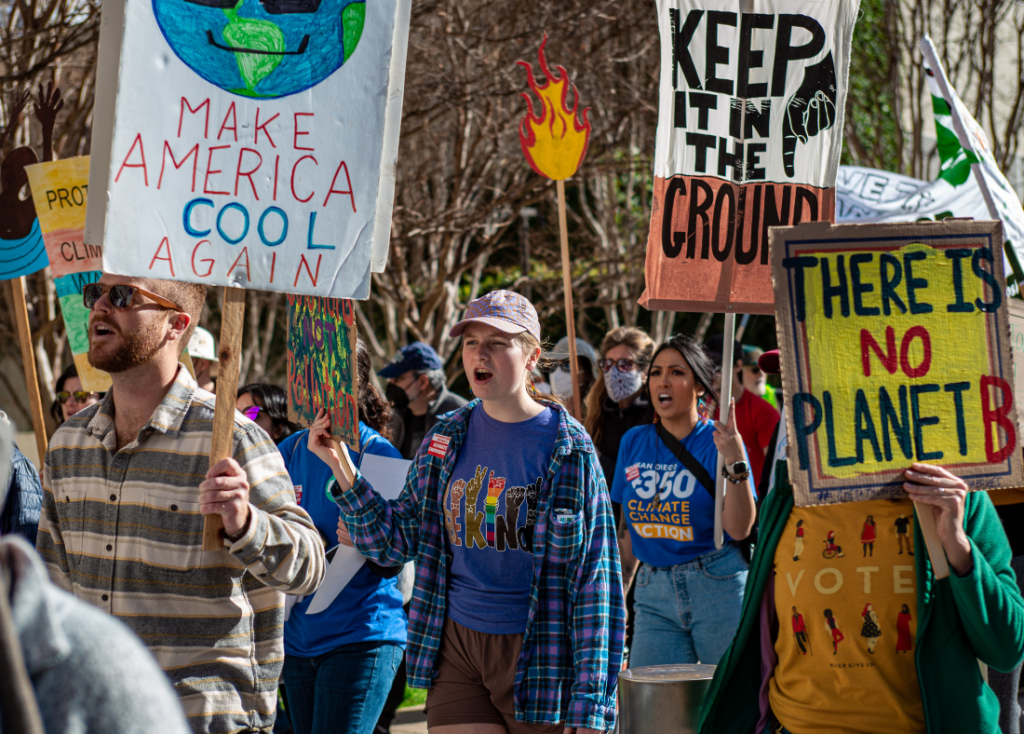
[771,220,1023,506]
[287,295,359,449]
[641,0,859,313]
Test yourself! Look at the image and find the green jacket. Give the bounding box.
[699,464,1024,734]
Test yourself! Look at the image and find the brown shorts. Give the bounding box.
[425,618,563,732]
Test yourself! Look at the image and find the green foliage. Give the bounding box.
[842,0,902,172]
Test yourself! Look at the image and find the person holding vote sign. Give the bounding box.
[699,377,1024,731]
[702,222,1024,734]
[307,289,624,734]
[36,274,325,734]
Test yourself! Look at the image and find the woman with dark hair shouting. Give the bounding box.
[611,334,756,667]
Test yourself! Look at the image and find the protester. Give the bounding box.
[36,275,325,734]
[49,364,103,424]
[546,336,599,416]
[188,325,217,392]
[378,341,467,460]
[310,289,624,733]
[706,337,781,487]
[698,357,1024,734]
[583,327,655,488]
[278,340,405,734]
[237,383,300,444]
[1,534,192,734]
[988,493,1024,734]
[611,334,756,667]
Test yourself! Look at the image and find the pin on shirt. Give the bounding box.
[428,434,451,459]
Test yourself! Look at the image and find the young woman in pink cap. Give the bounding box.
[307,290,624,734]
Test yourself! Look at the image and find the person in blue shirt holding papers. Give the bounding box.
[278,340,407,734]
[612,334,756,668]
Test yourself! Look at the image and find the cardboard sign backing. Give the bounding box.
[771,220,1023,506]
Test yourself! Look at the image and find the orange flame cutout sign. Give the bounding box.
[518,36,591,181]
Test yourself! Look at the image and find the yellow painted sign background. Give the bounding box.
[804,243,995,478]
[771,220,1022,506]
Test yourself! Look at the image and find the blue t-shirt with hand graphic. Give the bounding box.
[443,404,559,634]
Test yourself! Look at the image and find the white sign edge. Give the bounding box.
[83,0,128,249]
[370,0,411,274]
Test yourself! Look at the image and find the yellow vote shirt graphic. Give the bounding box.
[769,499,925,734]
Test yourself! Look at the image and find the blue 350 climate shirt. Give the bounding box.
[610,421,753,568]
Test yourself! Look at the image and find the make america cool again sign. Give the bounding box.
[641,0,859,313]
[90,0,409,298]
[771,221,1024,506]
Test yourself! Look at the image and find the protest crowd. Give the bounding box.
[4,1,1024,733]
[2,275,1023,734]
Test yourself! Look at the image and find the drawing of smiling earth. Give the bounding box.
[153,0,365,98]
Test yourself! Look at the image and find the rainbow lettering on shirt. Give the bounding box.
[486,472,505,546]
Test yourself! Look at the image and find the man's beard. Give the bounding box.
[88,320,166,373]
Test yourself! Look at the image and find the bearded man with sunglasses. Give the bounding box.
[36,274,325,734]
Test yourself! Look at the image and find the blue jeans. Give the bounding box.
[629,544,748,667]
[283,641,403,734]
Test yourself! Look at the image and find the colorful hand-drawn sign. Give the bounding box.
[287,294,358,449]
[517,36,591,182]
[87,0,410,298]
[772,220,1023,506]
[54,270,112,392]
[153,0,365,99]
[640,0,860,313]
[25,157,100,279]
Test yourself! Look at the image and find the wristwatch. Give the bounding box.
[326,478,346,502]
[722,460,750,484]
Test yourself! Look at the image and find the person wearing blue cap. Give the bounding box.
[378,342,468,460]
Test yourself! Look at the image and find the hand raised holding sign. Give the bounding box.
[308,408,358,492]
[903,462,970,576]
[712,398,746,465]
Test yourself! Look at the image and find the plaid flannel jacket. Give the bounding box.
[334,400,625,730]
[37,367,325,734]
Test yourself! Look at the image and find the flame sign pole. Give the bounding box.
[202,287,246,551]
[516,35,592,418]
[555,179,582,418]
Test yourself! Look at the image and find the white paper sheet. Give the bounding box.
[305,454,411,614]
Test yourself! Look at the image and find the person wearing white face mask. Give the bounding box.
[583,327,656,489]
[546,337,599,418]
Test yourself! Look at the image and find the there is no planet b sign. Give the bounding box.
[771,220,1024,507]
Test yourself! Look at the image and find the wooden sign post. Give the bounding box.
[10,278,48,463]
[770,220,1024,579]
[517,35,591,419]
[202,287,245,550]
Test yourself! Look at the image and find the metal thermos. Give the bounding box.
[617,664,716,734]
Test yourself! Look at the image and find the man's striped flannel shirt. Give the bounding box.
[36,367,325,734]
[334,400,625,731]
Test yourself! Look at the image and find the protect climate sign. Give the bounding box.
[641,0,859,313]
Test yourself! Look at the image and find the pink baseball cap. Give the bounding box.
[449,290,541,341]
